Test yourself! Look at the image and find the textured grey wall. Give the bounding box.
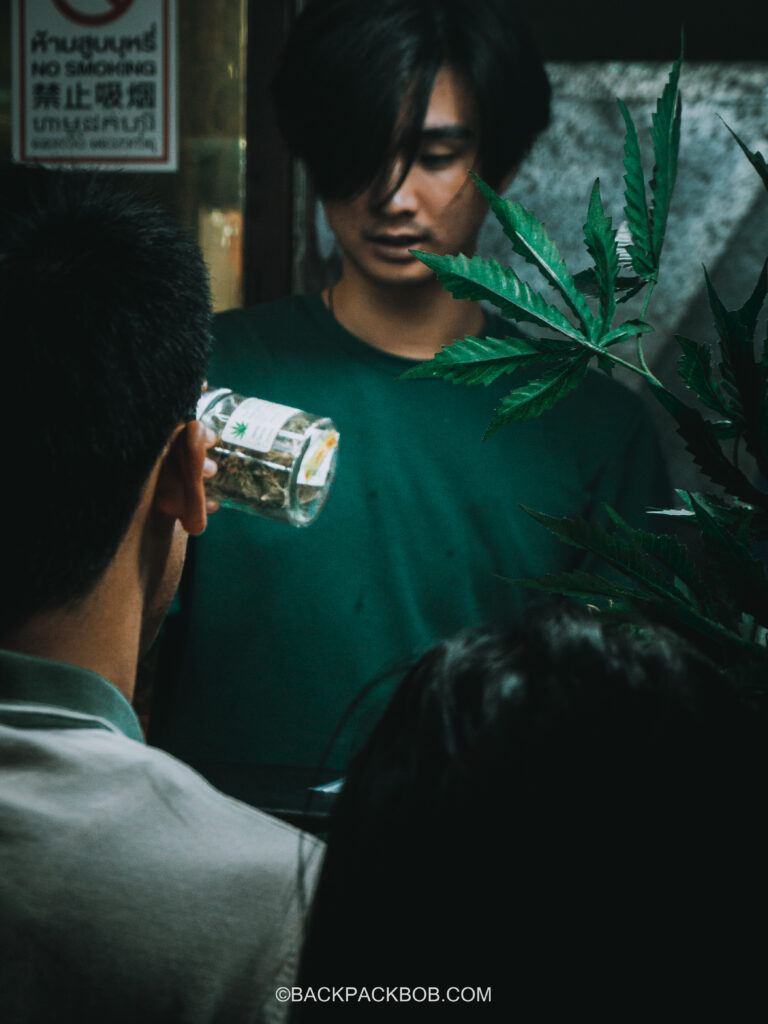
[479,62,768,497]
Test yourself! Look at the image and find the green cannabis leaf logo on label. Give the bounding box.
[232,421,247,438]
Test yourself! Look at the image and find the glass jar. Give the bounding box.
[196,387,339,526]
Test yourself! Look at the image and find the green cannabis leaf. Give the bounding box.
[572,268,640,301]
[406,60,691,432]
[703,262,768,479]
[405,54,768,686]
[648,55,683,261]
[400,333,578,386]
[675,336,730,416]
[582,180,619,334]
[483,356,589,438]
[509,504,768,675]
[720,119,768,193]
[616,54,682,285]
[649,383,766,507]
[471,175,597,340]
[413,250,587,341]
[617,100,655,279]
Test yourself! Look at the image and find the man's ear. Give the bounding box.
[154,421,212,536]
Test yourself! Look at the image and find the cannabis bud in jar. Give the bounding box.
[196,388,339,526]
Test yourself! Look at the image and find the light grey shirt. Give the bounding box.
[0,648,323,1023]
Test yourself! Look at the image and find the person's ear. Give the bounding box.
[154,421,216,536]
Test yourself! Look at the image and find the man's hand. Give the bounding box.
[200,382,220,514]
[203,430,219,514]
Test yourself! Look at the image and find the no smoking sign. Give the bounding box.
[53,1,135,28]
[12,0,177,170]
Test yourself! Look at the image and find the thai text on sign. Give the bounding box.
[12,0,178,171]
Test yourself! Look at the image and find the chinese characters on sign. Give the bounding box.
[12,0,178,171]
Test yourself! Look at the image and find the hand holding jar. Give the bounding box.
[196,388,340,527]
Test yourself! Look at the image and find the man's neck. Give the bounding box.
[327,266,485,360]
[2,574,142,705]
[1,449,181,711]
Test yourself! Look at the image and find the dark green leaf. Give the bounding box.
[413,250,586,341]
[704,267,731,333]
[582,179,619,333]
[599,319,654,349]
[645,506,694,521]
[649,56,683,260]
[720,119,768,193]
[705,266,746,383]
[712,419,740,439]
[484,357,589,437]
[737,258,768,341]
[629,597,767,666]
[704,267,768,474]
[627,247,657,280]
[616,278,648,304]
[518,506,766,658]
[603,505,720,618]
[573,267,600,296]
[504,569,641,604]
[617,99,654,277]
[519,506,676,597]
[688,493,768,626]
[399,334,577,386]
[573,268,642,298]
[597,354,614,376]
[672,489,761,520]
[675,335,729,415]
[472,175,597,340]
[648,384,767,506]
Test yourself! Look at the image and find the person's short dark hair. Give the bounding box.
[271,0,551,200]
[296,604,766,1017]
[0,163,212,630]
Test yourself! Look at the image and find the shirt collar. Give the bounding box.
[308,293,499,372]
[0,647,144,743]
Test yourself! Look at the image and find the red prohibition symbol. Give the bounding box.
[52,0,135,28]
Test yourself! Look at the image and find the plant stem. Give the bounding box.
[636,281,657,376]
[602,346,663,386]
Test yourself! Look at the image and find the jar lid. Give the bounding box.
[196,387,232,420]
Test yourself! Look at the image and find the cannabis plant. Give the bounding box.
[403,57,768,687]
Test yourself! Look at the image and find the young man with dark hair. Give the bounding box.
[0,164,321,1022]
[152,0,670,813]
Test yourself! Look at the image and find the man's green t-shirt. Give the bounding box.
[150,294,670,810]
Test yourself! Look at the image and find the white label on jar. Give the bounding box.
[300,430,339,487]
[221,398,300,453]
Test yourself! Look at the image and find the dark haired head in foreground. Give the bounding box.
[272,0,550,201]
[0,162,212,635]
[296,605,766,1018]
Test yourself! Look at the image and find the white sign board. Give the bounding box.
[12,0,177,171]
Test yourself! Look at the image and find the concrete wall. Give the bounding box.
[479,62,768,496]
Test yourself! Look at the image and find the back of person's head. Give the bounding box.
[0,163,211,631]
[296,604,766,1017]
[272,0,550,200]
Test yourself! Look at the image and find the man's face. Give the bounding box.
[323,66,488,287]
